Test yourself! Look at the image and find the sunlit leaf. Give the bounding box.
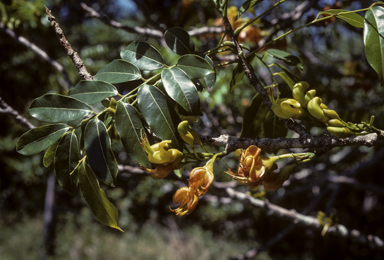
[265,49,303,72]
[84,118,118,187]
[93,59,142,84]
[320,9,364,28]
[236,0,265,21]
[54,131,80,195]
[240,94,287,138]
[16,124,70,155]
[161,67,199,113]
[164,27,195,55]
[120,41,164,71]
[68,81,118,105]
[79,162,123,232]
[197,56,216,93]
[29,94,93,123]
[364,6,384,86]
[137,85,181,149]
[115,102,151,168]
[177,54,214,79]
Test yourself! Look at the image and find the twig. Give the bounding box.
[0,97,35,130]
[0,22,72,90]
[79,3,163,38]
[225,187,384,250]
[221,14,310,137]
[45,6,93,81]
[80,2,224,38]
[188,26,225,36]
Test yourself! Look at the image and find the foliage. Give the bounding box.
[2,0,384,259]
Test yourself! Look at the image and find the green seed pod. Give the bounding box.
[327,126,354,138]
[292,81,310,106]
[323,109,341,120]
[304,89,316,107]
[328,119,345,127]
[308,97,329,123]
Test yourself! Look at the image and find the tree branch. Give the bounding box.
[201,132,384,153]
[45,6,93,81]
[225,187,384,250]
[0,97,35,130]
[0,22,72,91]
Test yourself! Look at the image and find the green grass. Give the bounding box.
[0,215,271,260]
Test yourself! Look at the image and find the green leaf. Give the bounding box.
[265,49,303,72]
[161,67,199,113]
[43,138,61,170]
[240,94,287,138]
[54,131,80,195]
[274,72,296,89]
[79,162,123,232]
[201,56,216,92]
[273,63,301,83]
[29,94,93,123]
[236,0,265,21]
[263,110,288,138]
[115,102,151,168]
[16,124,70,155]
[364,6,384,86]
[84,118,118,187]
[120,41,164,71]
[164,27,195,55]
[320,9,364,28]
[230,63,245,92]
[177,54,214,79]
[93,59,142,84]
[137,85,181,149]
[68,81,118,105]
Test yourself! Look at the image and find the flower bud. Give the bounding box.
[327,119,345,127]
[109,97,117,109]
[308,97,329,123]
[304,89,316,107]
[327,126,354,138]
[323,109,341,120]
[292,81,310,106]
[273,99,307,119]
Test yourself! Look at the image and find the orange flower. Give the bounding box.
[227,145,279,188]
[142,156,184,179]
[170,187,199,216]
[189,167,214,197]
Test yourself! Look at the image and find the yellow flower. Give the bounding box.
[170,187,199,216]
[141,135,183,164]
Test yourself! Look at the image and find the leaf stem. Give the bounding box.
[250,8,372,56]
[234,0,287,38]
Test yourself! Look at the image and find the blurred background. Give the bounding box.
[1,0,384,259]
